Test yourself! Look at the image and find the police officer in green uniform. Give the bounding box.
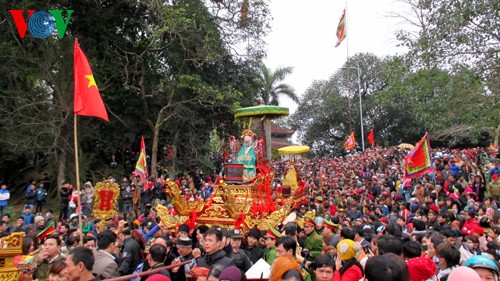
[303,217,323,261]
[263,227,281,265]
[322,218,338,237]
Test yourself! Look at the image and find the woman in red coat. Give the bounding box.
[462,210,479,236]
[334,239,363,281]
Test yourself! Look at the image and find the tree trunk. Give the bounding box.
[495,124,500,148]
[265,119,272,161]
[170,130,180,178]
[57,149,67,191]
[151,128,160,178]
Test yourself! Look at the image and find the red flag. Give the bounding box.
[335,9,346,47]
[74,38,109,121]
[367,128,375,146]
[344,132,356,150]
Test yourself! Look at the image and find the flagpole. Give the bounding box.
[345,3,352,132]
[73,114,84,246]
[356,65,365,151]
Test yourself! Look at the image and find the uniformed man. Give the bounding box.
[303,217,323,261]
[322,218,338,237]
[263,227,281,265]
[228,229,253,272]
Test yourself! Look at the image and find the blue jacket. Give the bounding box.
[0,189,9,207]
[21,213,34,225]
[36,187,48,202]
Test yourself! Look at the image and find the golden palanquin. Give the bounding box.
[0,232,25,281]
[160,170,300,231]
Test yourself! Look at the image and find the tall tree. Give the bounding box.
[120,0,269,176]
[395,0,499,145]
[257,64,299,105]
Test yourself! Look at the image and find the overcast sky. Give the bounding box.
[263,0,412,114]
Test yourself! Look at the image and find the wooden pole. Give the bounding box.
[73,114,84,246]
[104,260,192,281]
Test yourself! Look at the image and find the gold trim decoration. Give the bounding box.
[297,210,316,229]
[156,205,188,229]
[0,232,23,254]
[240,129,256,138]
[93,180,120,223]
[245,197,294,230]
[218,181,251,218]
[0,232,25,280]
[164,179,205,216]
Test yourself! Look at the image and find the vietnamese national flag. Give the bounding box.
[73,38,109,121]
[367,128,375,146]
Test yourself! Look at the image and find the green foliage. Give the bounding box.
[0,0,271,187]
[256,63,299,105]
[292,53,498,156]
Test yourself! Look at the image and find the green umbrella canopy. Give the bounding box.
[234,105,289,119]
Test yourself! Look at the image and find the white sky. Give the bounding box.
[264,0,411,114]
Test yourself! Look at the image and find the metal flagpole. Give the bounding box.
[341,66,364,151]
[345,3,352,132]
[356,65,365,151]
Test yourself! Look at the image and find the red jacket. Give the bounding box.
[333,265,363,281]
[462,217,479,236]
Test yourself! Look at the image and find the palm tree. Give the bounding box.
[257,64,300,105]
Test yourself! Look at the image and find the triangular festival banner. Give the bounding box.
[404,132,434,178]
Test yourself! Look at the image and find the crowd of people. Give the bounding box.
[0,145,499,281]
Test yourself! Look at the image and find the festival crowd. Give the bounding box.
[0,145,499,281]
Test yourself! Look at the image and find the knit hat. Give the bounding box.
[429,204,439,213]
[178,224,189,233]
[145,275,171,281]
[270,256,300,281]
[219,266,242,281]
[177,236,192,247]
[448,266,481,281]
[337,239,356,261]
[34,216,45,224]
[248,228,261,240]
[407,256,437,281]
[314,216,324,226]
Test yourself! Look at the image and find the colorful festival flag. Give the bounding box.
[367,128,375,146]
[404,132,434,178]
[134,137,148,181]
[344,132,356,150]
[73,38,109,121]
[335,9,346,47]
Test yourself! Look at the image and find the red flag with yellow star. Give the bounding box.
[73,38,109,121]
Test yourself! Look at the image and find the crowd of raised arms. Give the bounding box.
[0,146,499,281]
